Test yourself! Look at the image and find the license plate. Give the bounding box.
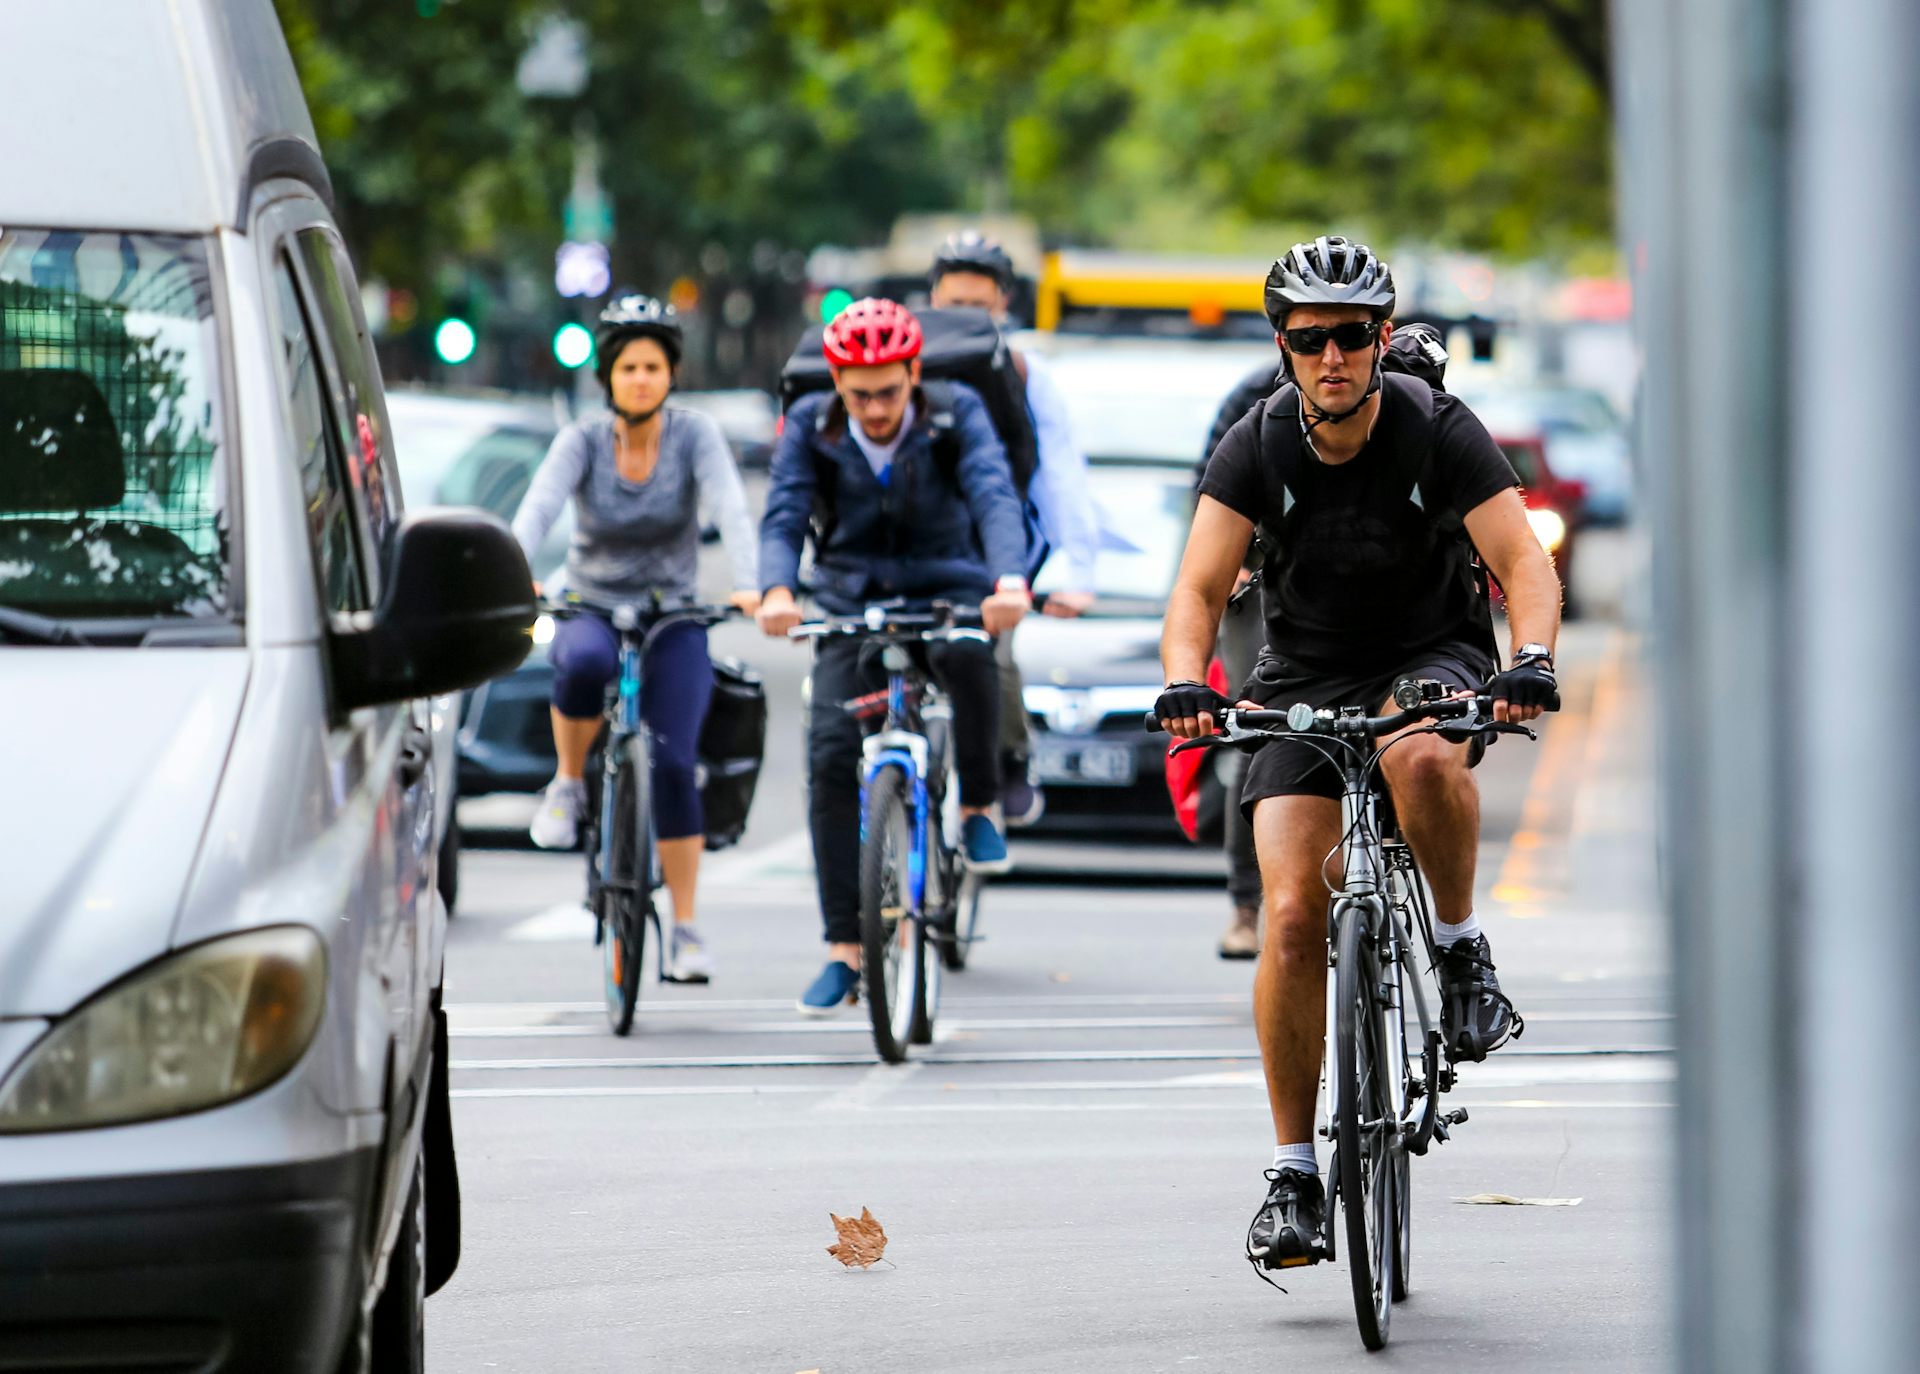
[1033,739,1138,786]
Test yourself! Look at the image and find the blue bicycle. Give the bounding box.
[791,602,988,1063]
[547,592,738,1036]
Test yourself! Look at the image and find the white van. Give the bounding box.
[0,3,533,1369]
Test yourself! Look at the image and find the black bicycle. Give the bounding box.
[790,602,990,1063]
[1150,681,1543,1349]
[547,592,738,1036]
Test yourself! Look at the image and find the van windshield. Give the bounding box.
[0,230,229,623]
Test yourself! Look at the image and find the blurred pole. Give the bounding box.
[1789,1,1920,1369]
[1616,0,1920,1368]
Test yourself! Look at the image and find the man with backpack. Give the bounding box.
[928,229,1102,825]
[758,297,1032,1015]
[1156,237,1562,1275]
[1195,321,1454,961]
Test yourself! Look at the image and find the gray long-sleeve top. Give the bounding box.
[510,407,757,602]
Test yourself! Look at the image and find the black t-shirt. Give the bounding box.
[1197,379,1517,676]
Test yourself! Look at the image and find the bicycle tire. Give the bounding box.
[860,766,918,1063]
[1393,1150,1411,1302]
[941,873,985,972]
[1335,904,1395,1349]
[912,828,953,1044]
[600,735,651,1037]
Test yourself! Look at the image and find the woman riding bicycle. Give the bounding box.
[511,293,760,984]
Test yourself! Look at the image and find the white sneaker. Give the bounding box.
[529,777,586,850]
[668,923,715,984]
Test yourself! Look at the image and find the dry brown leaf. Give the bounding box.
[826,1207,890,1268]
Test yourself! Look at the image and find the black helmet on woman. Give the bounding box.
[594,293,683,390]
[930,229,1015,291]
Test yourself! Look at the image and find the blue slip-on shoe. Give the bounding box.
[796,960,860,1017]
[961,813,1013,874]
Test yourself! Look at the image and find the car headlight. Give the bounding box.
[1525,507,1567,553]
[531,613,556,645]
[0,927,326,1133]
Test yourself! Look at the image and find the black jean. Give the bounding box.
[808,634,1001,945]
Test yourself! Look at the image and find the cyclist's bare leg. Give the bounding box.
[658,835,701,924]
[1251,794,1345,1143]
[1374,716,1479,924]
[829,942,861,970]
[550,708,601,782]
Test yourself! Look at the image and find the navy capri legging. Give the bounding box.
[549,612,714,841]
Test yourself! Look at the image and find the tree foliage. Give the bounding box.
[780,0,1614,258]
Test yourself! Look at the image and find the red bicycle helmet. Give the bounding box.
[822,297,923,367]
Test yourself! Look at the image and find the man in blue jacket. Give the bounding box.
[758,298,1032,1015]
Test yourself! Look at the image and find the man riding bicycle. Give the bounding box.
[757,297,1031,1015]
[1156,237,1562,1274]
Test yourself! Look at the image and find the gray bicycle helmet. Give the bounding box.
[1263,236,1396,330]
[594,293,682,389]
[930,229,1015,291]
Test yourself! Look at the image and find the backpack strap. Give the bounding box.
[921,380,961,473]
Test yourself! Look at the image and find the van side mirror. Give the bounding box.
[331,508,536,711]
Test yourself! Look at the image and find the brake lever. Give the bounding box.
[1434,718,1537,743]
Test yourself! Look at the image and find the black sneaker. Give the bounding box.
[1246,1167,1325,1274]
[1437,933,1524,1062]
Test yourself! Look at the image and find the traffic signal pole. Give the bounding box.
[1614,0,1920,1368]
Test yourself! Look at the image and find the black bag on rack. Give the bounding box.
[698,656,767,851]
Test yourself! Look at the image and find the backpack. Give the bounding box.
[1247,324,1496,652]
[779,306,1050,577]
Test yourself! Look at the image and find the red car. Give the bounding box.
[1488,430,1587,619]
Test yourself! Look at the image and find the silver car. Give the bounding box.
[0,3,533,1369]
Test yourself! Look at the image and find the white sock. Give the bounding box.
[1434,911,1482,948]
[1272,1143,1318,1176]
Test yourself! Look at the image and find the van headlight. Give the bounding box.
[1525,507,1567,553]
[0,927,325,1133]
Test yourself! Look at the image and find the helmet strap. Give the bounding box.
[612,398,666,427]
[1299,353,1383,439]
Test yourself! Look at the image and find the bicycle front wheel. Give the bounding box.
[600,735,652,1037]
[1334,904,1396,1349]
[860,766,918,1063]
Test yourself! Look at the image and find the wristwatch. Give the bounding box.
[995,575,1030,595]
[1513,642,1554,666]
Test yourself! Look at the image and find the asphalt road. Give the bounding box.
[428,539,1670,1371]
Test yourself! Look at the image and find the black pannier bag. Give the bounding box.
[698,655,767,851]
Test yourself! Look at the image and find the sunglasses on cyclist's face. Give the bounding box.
[844,380,909,409]
[1282,320,1382,356]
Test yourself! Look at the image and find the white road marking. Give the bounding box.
[502,903,594,943]
[449,1013,1251,1039]
[453,1046,1673,1076]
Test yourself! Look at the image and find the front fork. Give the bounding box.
[860,741,930,915]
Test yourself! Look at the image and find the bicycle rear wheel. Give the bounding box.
[860,766,918,1063]
[599,736,652,1037]
[941,873,985,972]
[1334,904,1396,1349]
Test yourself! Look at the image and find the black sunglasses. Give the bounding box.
[1282,320,1382,355]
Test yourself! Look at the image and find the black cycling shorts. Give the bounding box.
[1238,640,1497,813]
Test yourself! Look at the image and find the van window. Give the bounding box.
[0,230,229,619]
[294,231,399,575]
[271,256,368,615]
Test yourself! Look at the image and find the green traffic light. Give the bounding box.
[820,288,855,323]
[434,318,477,366]
[553,322,595,370]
